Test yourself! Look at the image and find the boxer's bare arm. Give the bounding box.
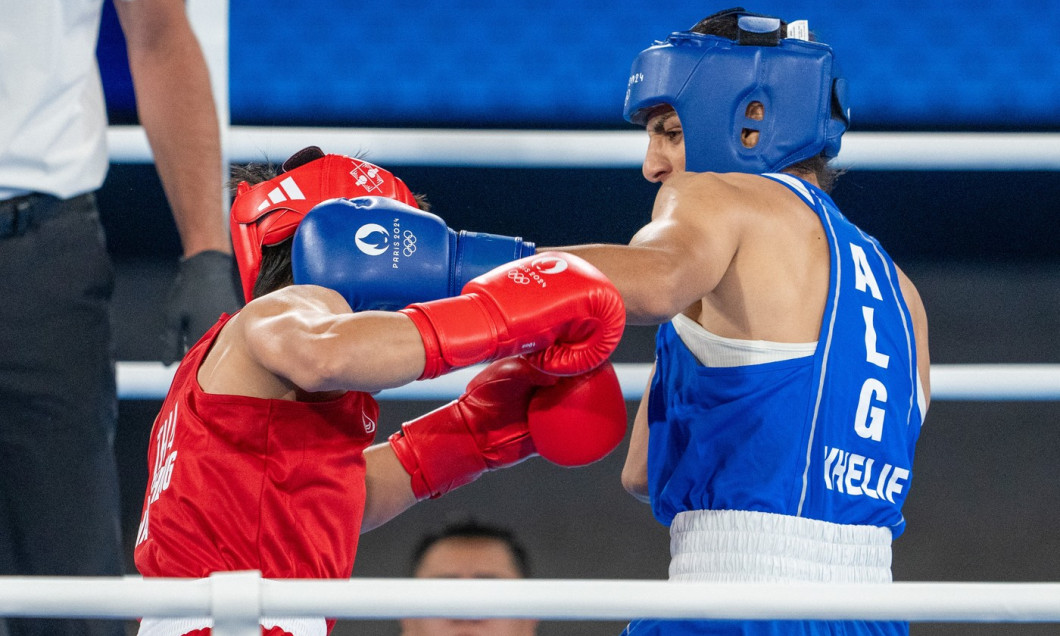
[361,444,418,531]
[201,285,427,396]
[553,173,742,325]
[896,266,931,406]
[250,286,428,392]
[621,364,655,503]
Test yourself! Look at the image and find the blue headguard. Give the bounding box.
[623,12,850,174]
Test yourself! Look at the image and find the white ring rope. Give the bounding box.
[107,125,1060,170]
[1,573,1060,631]
[116,362,1060,401]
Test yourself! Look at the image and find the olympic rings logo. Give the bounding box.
[402,230,417,257]
[507,270,531,285]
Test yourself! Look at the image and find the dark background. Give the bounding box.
[95,0,1060,633]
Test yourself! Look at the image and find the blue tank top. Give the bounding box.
[646,173,923,538]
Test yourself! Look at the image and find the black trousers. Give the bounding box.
[0,192,126,636]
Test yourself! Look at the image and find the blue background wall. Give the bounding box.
[101,0,1060,130]
[95,0,1060,264]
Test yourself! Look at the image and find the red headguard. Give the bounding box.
[230,146,417,301]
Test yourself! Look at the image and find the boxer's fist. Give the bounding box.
[529,360,627,466]
[388,357,627,500]
[399,252,625,378]
[291,197,534,311]
[389,357,555,500]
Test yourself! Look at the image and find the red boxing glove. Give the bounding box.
[398,252,624,379]
[529,359,627,467]
[388,358,627,500]
[389,357,554,500]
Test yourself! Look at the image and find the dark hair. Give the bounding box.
[690,7,844,192]
[691,7,788,39]
[252,240,294,299]
[409,519,532,578]
[228,157,431,299]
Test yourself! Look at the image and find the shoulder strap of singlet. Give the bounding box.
[761,172,818,207]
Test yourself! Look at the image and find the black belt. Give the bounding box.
[0,192,68,239]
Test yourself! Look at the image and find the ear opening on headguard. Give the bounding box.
[740,101,765,149]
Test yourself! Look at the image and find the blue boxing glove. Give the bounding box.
[290,196,535,311]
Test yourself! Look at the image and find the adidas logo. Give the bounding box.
[256,176,306,212]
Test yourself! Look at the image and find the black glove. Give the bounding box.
[160,250,244,364]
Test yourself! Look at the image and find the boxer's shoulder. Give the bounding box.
[240,285,353,325]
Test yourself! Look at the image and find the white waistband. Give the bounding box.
[137,616,326,636]
[669,510,892,584]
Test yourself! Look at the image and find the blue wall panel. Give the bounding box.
[100,1,1060,129]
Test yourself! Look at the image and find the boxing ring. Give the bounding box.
[45,352,1060,632]
[3,573,1060,635]
[6,1,1057,631]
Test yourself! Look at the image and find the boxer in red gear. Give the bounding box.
[133,155,627,636]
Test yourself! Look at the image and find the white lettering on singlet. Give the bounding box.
[850,244,882,300]
[135,403,179,546]
[824,445,909,503]
[850,243,891,442]
[854,378,887,441]
[862,306,890,369]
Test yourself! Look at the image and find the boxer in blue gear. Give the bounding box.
[546,8,931,635]
[619,172,924,636]
[291,196,535,311]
